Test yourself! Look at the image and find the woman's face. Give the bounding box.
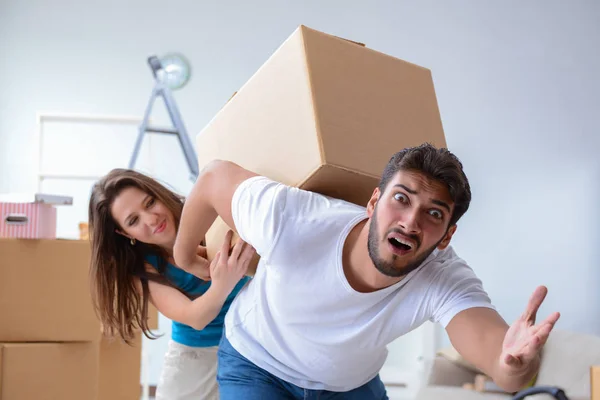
[110,186,177,249]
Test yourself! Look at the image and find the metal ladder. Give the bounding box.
[129,56,199,180]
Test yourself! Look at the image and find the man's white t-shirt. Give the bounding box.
[226,176,494,392]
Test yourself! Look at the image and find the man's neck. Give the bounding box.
[342,219,404,293]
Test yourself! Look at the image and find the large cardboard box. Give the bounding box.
[197,25,446,258]
[98,333,142,400]
[0,341,98,400]
[0,239,101,341]
[197,25,446,205]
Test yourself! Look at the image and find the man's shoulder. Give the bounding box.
[235,176,292,201]
[236,175,276,193]
[239,176,366,212]
[432,246,463,264]
[417,246,471,278]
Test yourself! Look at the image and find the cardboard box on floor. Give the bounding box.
[0,239,101,342]
[197,25,446,259]
[0,341,98,400]
[148,302,159,330]
[592,366,600,400]
[0,239,155,400]
[98,332,143,400]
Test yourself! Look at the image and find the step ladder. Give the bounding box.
[129,55,199,180]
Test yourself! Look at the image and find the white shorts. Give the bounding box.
[155,340,219,400]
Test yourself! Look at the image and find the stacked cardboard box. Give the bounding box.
[0,239,100,399]
[593,366,600,400]
[98,305,159,400]
[0,239,158,399]
[196,25,447,258]
[0,342,99,399]
[98,333,144,400]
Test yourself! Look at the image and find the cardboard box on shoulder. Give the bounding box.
[0,341,98,400]
[197,25,446,261]
[0,239,100,342]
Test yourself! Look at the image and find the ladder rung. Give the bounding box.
[145,126,178,135]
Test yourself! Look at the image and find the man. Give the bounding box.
[174,143,560,399]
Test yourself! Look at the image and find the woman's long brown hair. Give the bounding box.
[88,168,184,343]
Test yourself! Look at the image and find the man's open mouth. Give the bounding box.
[386,229,420,255]
[388,236,413,252]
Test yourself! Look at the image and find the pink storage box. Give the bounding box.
[0,193,71,239]
[0,202,58,239]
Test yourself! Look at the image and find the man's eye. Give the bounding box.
[393,193,408,203]
[429,210,443,219]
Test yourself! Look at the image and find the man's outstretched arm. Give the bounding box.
[174,160,257,272]
[446,286,560,393]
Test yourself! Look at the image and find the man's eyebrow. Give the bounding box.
[394,184,451,212]
[393,184,417,194]
[431,199,451,212]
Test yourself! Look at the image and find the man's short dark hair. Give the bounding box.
[378,143,471,227]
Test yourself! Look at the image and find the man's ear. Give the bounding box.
[366,187,381,218]
[437,225,457,250]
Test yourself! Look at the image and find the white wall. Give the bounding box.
[2,0,599,384]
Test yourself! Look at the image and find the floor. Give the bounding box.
[141,386,416,400]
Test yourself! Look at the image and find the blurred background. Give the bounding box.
[1,1,598,399]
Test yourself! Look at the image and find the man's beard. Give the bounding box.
[367,207,444,278]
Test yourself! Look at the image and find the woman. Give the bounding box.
[88,168,254,400]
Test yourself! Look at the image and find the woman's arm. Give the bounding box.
[137,276,227,331]
[138,232,255,331]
